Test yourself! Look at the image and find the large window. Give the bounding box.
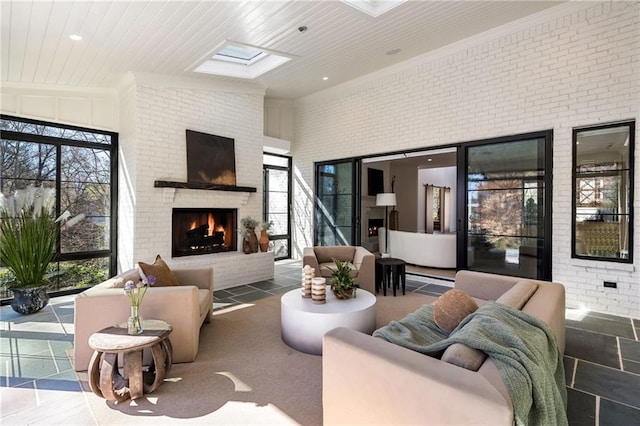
[572,121,634,262]
[0,116,117,300]
[315,160,359,246]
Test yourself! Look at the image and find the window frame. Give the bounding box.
[0,114,118,299]
[571,120,635,263]
[461,131,553,280]
[263,152,292,260]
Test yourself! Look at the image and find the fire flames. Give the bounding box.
[173,208,237,257]
[189,214,225,236]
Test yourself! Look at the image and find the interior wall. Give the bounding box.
[360,162,390,252]
[126,73,274,287]
[0,83,118,131]
[293,1,639,317]
[264,99,295,142]
[390,162,418,232]
[0,73,275,288]
[117,79,137,273]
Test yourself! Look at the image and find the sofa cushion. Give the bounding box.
[441,343,487,371]
[496,280,539,309]
[433,289,478,333]
[314,246,356,263]
[198,289,211,316]
[322,261,358,276]
[138,255,179,287]
[318,261,359,278]
[317,262,334,278]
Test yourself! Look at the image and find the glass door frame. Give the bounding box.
[456,130,553,280]
[263,153,292,260]
[314,158,361,246]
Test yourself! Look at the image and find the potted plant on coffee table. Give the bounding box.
[330,258,357,299]
[0,186,82,314]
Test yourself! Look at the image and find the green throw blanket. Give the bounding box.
[373,301,567,426]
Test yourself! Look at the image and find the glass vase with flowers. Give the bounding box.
[123,275,155,335]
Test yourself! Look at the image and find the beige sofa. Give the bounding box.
[73,267,213,372]
[303,246,375,293]
[323,270,565,425]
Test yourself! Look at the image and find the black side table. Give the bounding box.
[375,257,406,296]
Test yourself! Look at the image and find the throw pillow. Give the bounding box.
[433,289,478,333]
[138,255,179,287]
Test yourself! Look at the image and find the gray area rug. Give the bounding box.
[77,291,436,424]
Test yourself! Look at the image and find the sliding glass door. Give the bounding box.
[461,132,552,280]
[315,160,360,246]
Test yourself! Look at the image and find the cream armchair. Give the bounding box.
[73,267,213,372]
[303,246,375,293]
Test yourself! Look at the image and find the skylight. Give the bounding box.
[341,0,407,17]
[213,45,266,65]
[190,41,294,79]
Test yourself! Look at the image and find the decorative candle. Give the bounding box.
[301,265,314,298]
[311,277,326,304]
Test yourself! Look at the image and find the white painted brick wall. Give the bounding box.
[293,1,640,317]
[117,83,137,273]
[119,79,273,288]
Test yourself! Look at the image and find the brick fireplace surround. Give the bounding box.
[116,74,274,290]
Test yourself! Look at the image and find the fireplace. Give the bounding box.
[172,208,237,257]
[368,219,384,237]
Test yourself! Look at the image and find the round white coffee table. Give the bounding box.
[281,286,376,355]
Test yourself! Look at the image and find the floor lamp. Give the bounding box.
[376,193,396,258]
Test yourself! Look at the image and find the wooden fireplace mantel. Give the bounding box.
[154,180,257,193]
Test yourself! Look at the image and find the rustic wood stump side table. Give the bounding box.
[88,319,173,402]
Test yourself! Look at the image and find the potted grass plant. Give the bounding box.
[0,186,82,314]
[330,258,357,299]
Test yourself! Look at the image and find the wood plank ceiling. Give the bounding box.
[1,0,565,100]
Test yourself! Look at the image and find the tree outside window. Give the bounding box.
[0,116,117,299]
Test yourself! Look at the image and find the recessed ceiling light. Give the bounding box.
[386,48,401,55]
[322,77,329,81]
[69,34,82,41]
[341,0,407,17]
[427,158,433,162]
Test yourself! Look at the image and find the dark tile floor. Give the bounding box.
[213,260,454,309]
[564,310,640,425]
